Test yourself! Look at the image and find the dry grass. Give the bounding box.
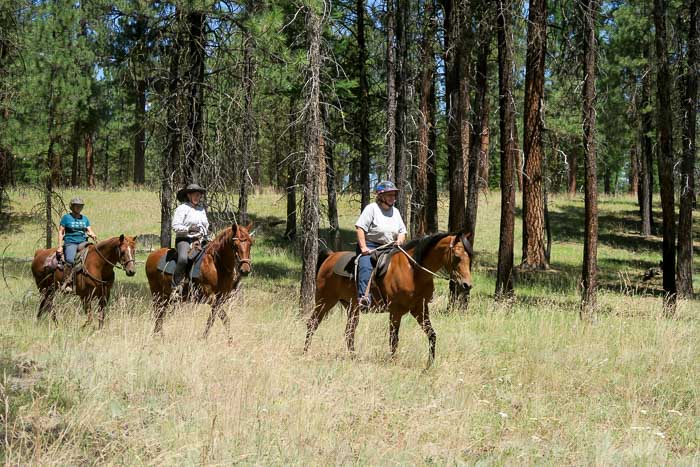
[0,188,698,464]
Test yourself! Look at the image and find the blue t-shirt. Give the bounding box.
[60,213,91,244]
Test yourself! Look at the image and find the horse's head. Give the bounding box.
[448,232,474,293]
[231,222,253,276]
[118,234,138,277]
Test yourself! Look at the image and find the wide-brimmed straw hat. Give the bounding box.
[69,197,85,206]
[176,183,207,202]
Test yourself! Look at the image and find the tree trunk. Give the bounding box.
[183,11,205,185]
[465,13,492,239]
[426,71,439,234]
[581,0,600,319]
[654,0,677,310]
[357,0,371,210]
[629,146,639,195]
[521,0,548,269]
[443,0,466,232]
[514,118,523,191]
[285,99,297,241]
[133,79,146,185]
[239,11,256,225]
[385,0,397,181]
[71,124,80,187]
[85,133,95,188]
[299,5,323,315]
[677,0,697,298]
[641,45,655,233]
[325,115,341,250]
[495,0,516,301]
[394,0,410,219]
[160,18,181,248]
[412,0,436,237]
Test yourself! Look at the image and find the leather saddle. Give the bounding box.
[44,241,91,273]
[156,241,208,280]
[331,247,399,280]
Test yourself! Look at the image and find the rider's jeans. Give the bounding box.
[356,241,379,302]
[63,243,79,266]
[173,237,193,286]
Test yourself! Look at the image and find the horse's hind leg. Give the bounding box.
[304,299,336,353]
[37,286,56,322]
[410,302,436,366]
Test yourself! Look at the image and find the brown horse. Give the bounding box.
[31,235,138,328]
[145,223,253,342]
[304,232,474,365]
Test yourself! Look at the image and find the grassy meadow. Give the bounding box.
[1,187,699,464]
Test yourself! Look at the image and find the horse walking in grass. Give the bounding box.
[145,223,253,342]
[31,235,138,328]
[304,232,474,366]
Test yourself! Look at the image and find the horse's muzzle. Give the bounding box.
[126,269,136,277]
[239,264,252,276]
[455,280,472,293]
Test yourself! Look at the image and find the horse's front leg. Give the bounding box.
[152,296,167,336]
[410,301,436,367]
[202,294,229,342]
[97,288,110,329]
[389,309,403,357]
[82,296,93,329]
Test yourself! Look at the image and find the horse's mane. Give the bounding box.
[403,232,453,265]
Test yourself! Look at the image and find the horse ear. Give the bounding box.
[119,234,125,243]
[132,235,138,242]
[463,231,474,243]
[245,221,253,231]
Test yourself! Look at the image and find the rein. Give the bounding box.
[396,244,452,281]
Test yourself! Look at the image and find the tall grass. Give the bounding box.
[0,188,698,464]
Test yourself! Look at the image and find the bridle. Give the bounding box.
[396,233,472,282]
[92,240,136,271]
[230,236,252,269]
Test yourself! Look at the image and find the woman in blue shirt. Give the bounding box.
[58,197,97,291]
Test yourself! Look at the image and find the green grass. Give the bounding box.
[0,187,698,464]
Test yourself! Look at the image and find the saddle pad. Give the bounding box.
[332,252,357,278]
[373,247,400,278]
[156,246,208,280]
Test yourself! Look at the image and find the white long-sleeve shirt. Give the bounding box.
[172,202,210,239]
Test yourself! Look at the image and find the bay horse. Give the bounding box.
[304,231,474,366]
[31,235,138,328]
[145,223,253,342]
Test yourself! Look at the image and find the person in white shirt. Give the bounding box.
[355,181,407,308]
[171,184,210,297]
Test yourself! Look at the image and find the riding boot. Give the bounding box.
[61,265,74,292]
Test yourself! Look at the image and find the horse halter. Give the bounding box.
[230,236,252,268]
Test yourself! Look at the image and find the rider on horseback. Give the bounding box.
[171,183,209,300]
[58,197,97,292]
[355,181,407,309]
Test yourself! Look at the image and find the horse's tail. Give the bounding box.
[317,248,333,274]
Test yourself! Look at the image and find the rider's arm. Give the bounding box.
[356,227,370,255]
[86,226,97,240]
[58,225,65,249]
[172,204,190,235]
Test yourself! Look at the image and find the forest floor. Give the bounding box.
[1,188,698,464]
